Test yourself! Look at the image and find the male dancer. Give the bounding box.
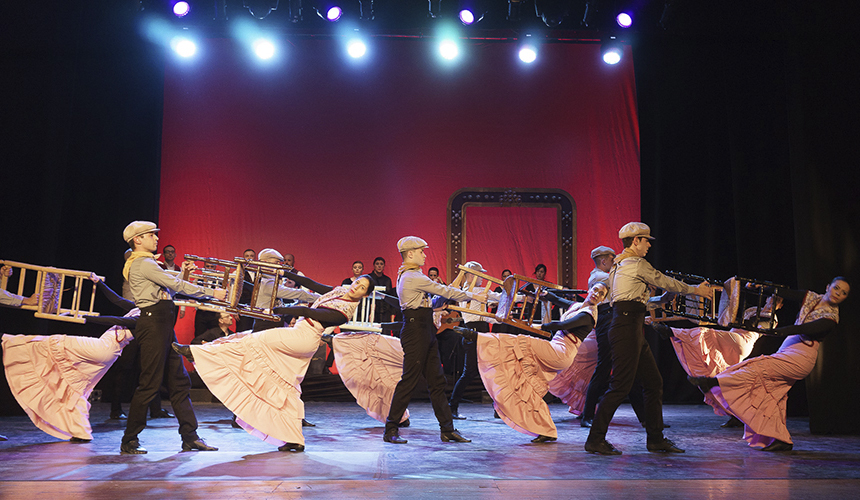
[585,222,711,455]
[120,221,225,454]
[384,237,486,444]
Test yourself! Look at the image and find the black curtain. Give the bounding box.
[634,1,860,433]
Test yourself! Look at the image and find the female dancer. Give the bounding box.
[2,313,136,442]
[689,277,849,451]
[173,272,376,452]
[457,282,607,442]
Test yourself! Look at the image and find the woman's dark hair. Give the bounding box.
[534,264,547,274]
[428,266,439,274]
[352,260,363,267]
[831,276,850,287]
[502,269,512,276]
[355,274,377,296]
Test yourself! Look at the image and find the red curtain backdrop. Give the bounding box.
[159,37,640,291]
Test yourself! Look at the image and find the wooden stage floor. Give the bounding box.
[1,402,859,499]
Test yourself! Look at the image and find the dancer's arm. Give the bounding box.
[281,270,333,295]
[93,276,135,312]
[543,291,575,309]
[86,315,138,329]
[273,306,349,327]
[772,318,837,341]
[541,311,595,340]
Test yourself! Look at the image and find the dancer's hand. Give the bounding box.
[213,289,228,301]
[694,282,713,299]
[472,292,488,303]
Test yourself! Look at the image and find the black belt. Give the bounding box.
[611,301,647,313]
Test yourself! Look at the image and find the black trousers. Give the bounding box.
[589,301,664,443]
[122,300,199,444]
[581,304,647,422]
[448,320,489,409]
[386,308,454,433]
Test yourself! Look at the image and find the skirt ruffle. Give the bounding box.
[332,332,410,423]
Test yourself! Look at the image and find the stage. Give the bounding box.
[1,401,858,499]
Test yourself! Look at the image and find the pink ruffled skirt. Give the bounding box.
[547,331,597,415]
[331,332,410,423]
[191,321,322,446]
[477,332,579,438]
[707,335,819,447]
[2,328,132,440]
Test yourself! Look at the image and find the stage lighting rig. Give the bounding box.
[314,1,343,21]
[244,0,279,19]
[458,0,487,26]
[429,0,442,19]
[601,37,622,64]
[507,0,524,21]
[535,0,569,27]
[359,0,374,20]
[581,0,601,27]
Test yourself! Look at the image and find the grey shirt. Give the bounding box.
[398,269,476,310]
[0,289,24,307]
[252,276,320,311]
[609,256,696,306]
[129,257,216,308]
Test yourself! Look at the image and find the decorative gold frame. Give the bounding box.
[446,188,576,288]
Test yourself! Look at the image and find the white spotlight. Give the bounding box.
[170,36,197,58]
[253,39,276,59]
[439,39,459,60]
[519,46,537,63]
[347,39,367,59]
[602,47,622,65]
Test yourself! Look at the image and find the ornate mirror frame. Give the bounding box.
[447,188,577,288]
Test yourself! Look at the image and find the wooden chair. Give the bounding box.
[444,264,573,339]
[0,260,102,323]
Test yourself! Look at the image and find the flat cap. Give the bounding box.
[618,222,655,240]
[258,248,285,262]
[397,236,428,253]
[463,261,486,272]
[123,221,159,243]
[590,246,616,259]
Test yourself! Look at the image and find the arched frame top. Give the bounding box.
[447,188,577,288]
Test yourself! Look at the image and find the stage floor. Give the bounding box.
[1,402,858,499]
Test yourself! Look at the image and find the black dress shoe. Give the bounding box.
[301,418,316,427]
[647,437,685,453]
[652,322,674,340]
[110,410,127,420]
[120,441,147,454]
[70,437,91,443]
[451,326,478,343]
[581,419,593,428]
[0,435,6,441]
[231,414,242,428]
[761,440,793,452]
[440,429,471,443]
[398,418,410,428]
[531,435,557,443]
[383,430,407,444]
[150,409,174,419]
[172,342,194,363]
[688,376,719,391]
[585,439,622,455]
[493,410,500,419]
[182,439,218,451]
[451,411,467,420]
[278,442,305,452]
[721,416,743,428]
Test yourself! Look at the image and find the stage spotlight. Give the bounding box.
[439,39,459,60]
[173,1,190,17]
[601,39,622,65]
[170,36,197,58]
[616,12,632,28]
[347,38,367,58]
[244,0,279,19]
[519,44,537,63]
[253,39,276,59]
[459,9,475,25]
[315,3,343,22]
